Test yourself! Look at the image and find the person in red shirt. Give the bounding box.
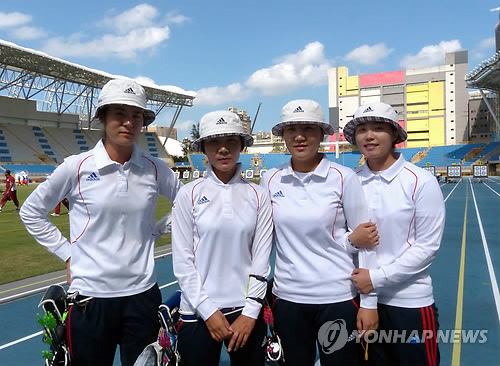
[0,170,20,212]
[51,199,69,216]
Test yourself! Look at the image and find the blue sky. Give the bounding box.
[0,0,498,140]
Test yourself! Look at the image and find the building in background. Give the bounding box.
[228,107,252,134]
[147,125,177,140]
[468,91,499,142]
[328,50,469,149]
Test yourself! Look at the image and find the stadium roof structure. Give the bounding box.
[465,50,500,93]
[0,39,196,132]
[465,50,500,134]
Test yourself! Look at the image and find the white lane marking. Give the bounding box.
[444,182,460,203]
[0,331,43,350]
[470,180,500,326]
[159,281,178,290]
[0,251,172,303]
[483,182,500,197]
[0,279,179,350]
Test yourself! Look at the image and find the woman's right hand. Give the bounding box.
[349,223,379,248]
[205,310,233,342]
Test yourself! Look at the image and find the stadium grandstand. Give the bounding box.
[0,40,195,183]
[1,38,499,183]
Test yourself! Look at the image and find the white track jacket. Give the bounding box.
[260,155,377,308]
[20,140,181,297]
[355,154,445,307]
[172,163,273,321]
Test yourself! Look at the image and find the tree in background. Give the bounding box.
[191,122,200,140]
[181,138,192,156]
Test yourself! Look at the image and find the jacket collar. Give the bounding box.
[94,139,144,169]
[206,162,243,185]
[356,152,406,183]
[281,154,330,179]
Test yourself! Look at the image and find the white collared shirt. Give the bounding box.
[172,163,273,320]
[261,155,376,306]
[20,140,182,297]
[355,154,445,307]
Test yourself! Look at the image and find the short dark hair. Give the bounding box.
[5,170,11,175]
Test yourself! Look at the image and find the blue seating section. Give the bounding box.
[462,141,500,166]
[260,154,290,169]
[32,127,57,162]
[190,154,206,171]
[447,143,483,161]
[1,164,56,174]
[396,147,426,162]
[0,129,12,162]
[73,130,89,153]
[326,151,363,168]
[145,133,162,157]
[417,145,468,167]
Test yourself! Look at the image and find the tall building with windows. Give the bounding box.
[468,91,499,142]
[147,126,177,139]
[327,50,468,148]
[228,107,252,134]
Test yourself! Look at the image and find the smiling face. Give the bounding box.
[282,124,324,172]
[355,121,398,170]
[203,135,242,183]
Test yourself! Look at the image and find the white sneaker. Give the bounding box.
[51,213,60,217]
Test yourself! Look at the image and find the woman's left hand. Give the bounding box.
[352,268,374,294]
[227,314,256,352]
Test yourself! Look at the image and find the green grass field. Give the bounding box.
[0,184,173,285]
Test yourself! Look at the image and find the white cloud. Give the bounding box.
[10,26,47,40]
[165,11,191,25]
[344,43,393,65]
[42,26,170,60]
[479,37,495,49]
[175,119,197,132]
[194,83,251,106]
[246,41,332,96]
[0,11,31,28]
[98,4,159,34]
[400,40,462,69]
[40,4,172,60]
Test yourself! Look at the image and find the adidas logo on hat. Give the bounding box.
[197,196,210,204]
[124,87,136,94]
[293,106,304,113]
[216,118,227,125]
[86,172,100,181]
[363,106,374,113]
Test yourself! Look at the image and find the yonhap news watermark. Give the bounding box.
[317,320,488,354]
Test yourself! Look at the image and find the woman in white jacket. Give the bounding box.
[260,99,379,366]
[172,110,273,366]
[20,79,182,366]
[346,102,445,366]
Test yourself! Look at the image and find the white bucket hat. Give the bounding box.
[191,110,254,152]
[272,99,334,136]
[343,102,407,145]
[94,79,156,126]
